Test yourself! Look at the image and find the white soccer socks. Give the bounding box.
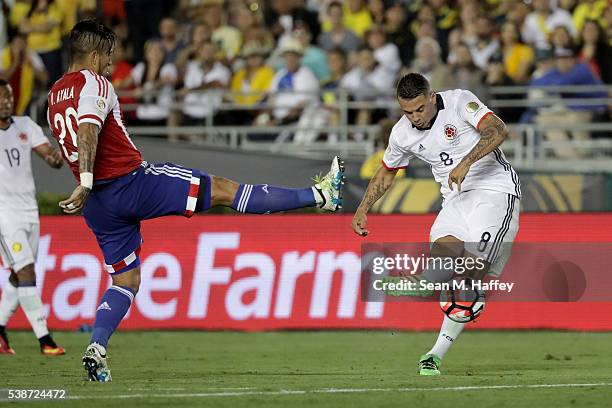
[427,315,466,359]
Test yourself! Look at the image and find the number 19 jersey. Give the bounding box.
[383,90,521,199]
[47,69,142,183]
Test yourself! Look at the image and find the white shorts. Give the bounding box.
[430,189,520,277]
[0,221,40,272]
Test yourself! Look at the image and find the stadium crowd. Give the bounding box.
[0,0,610,140]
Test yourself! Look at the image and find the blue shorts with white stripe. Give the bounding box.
[83,161,210,274]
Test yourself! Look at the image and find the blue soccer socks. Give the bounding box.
[90,285,135,348]
[231,184,316,214]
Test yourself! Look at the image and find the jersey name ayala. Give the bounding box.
[383,90,520,199]
[47,69,142,183]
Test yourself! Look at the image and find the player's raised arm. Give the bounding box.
[448,92,509,192]
[59,123,99,213]
[352,164,398,236]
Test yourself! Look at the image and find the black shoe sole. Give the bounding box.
[83,357,99,382]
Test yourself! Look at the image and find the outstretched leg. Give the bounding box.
[201,157,345,213]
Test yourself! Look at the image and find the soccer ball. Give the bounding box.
[439,279,485,323]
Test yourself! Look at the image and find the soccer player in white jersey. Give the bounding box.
[352,73,520,375]
[0,80,66,355]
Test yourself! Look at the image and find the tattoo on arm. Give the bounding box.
[462,114,509,166]
[77,123,100,174]
[358,167,396,212]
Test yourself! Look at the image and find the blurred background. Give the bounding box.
[1,0,612,332]
[2,0,610,213]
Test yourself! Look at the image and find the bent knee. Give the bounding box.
[15,264,36,284]
[210,175,239,206]
[111,268,141,294]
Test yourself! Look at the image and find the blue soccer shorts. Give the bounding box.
[82,161,211,274]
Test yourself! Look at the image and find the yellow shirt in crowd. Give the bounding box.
[322,5,373,38]
[361,150,405,179]
[504,44,534,83]
[230,66,275,106]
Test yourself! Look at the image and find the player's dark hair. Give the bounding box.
[396,73,431,100]
[69,19,117,62]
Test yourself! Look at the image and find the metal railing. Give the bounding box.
[33,84,612,171]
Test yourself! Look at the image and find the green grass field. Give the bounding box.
[1,331,611,407]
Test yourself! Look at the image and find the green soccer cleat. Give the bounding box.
[418,354,442,376]
[312,156,345,212]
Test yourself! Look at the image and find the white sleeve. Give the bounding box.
[207,65,230,86]
[160,63,177,82]
[131,63,145,85]
[77,71,115,128]
[382,123,412,170]
[28,51,45,71]
[456,90,494,129]
[27,117,50,148]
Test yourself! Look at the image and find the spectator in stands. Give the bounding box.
[175,23,212,76]
[321,47,348,140]
[340,44,394,128]
[125,0,164,63]
[572,0,607,32]
[171,40,231,130]
[407,36,452,92]
[318,1,361,54]
[342,0,373,38]
[366,25,401,79]
[293,23,329,81]
[500,21,534,84]
[521,0,576,50]
[125,40,177,128]
[448,42,485,98]
[264,0,319,46]
[158,17,185,65]
[578,19,612,83]
[241,24,275,56]
[178,0,205,22]
[367,0,385,26]
[384,3,415,67]
[110,40,136,122]
[0,29,47,115]
[257,38,319,126]
[233,1,263,34]
[454,0,480,48]
[532,46,606,156]
[203,0,242,61]
[506,0,531,26]
[484,52,523,124]
[469,14,501,70]
[17,0,62,86]
[229,42,274,124]
[0,0,11,50]
[531,48,555,80]
[550,24,574,48]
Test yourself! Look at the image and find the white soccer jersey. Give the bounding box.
[383,89,521,199]
[0,116,49,222]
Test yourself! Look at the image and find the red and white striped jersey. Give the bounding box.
[47,69,142,182]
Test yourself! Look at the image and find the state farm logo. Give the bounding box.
[444,124,457,140]
[14,233,384,325]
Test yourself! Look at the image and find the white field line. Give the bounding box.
[66,382,612,400]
